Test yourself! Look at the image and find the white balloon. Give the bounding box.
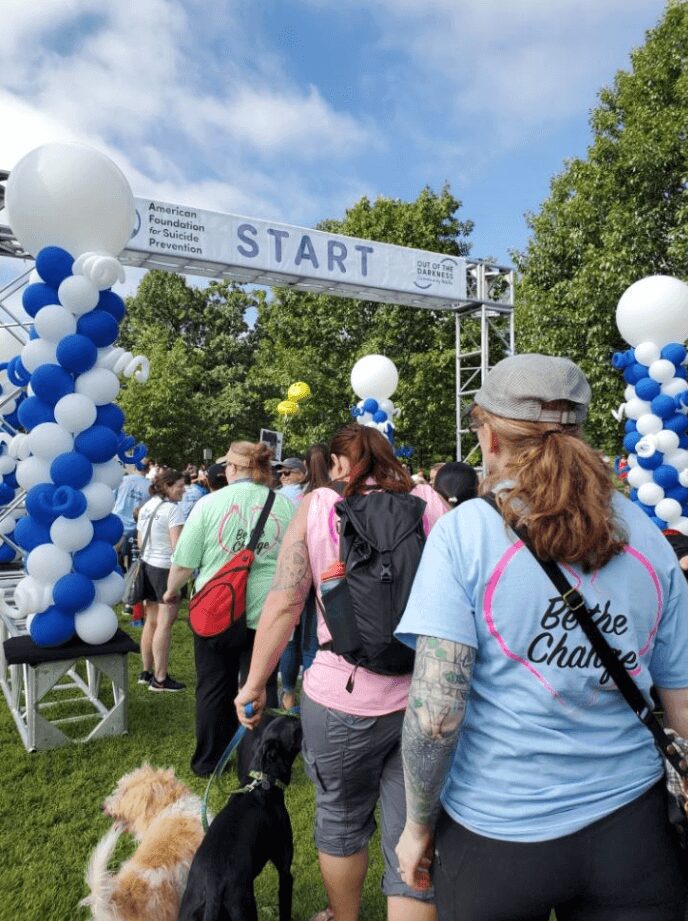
[356,412,373,425]
[15,456,52,490]
[665,449,688,471]
[14,576,47,617]
[634,342,661,366]
[26,544,72,582]
[54,393,97,433]
[91,458,124,490]
[627,453,638,467]
[25,613,36,631]
[679,469,688,488]
[637,482,664,506]
[73,252,125,289]
[33,304,78,342]
[21,338,57,372]
[28,423,74,461]
[93,571,125,606]
[623,385,636,402]
[50,514,94,552]
[351,355,399,400]
[661,378,688,397]
[4,143,135,258]
[0,455,16,475]
[75,602,118,645]
[627,465,653,488]
[636,414,663,436]
[2,398,17,415]
[673,517,688,536]
[75,368,120,405]
[656,498,683,523]
[58,275,99,316]
[0,514,17,536]
[635,435,657,458]
[654,430,680,454]
[81,481,116,519]
[616,275,688,348]
[625,398,651,420]
[648,359,677,383]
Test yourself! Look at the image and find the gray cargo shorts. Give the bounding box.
[301,692,434,902]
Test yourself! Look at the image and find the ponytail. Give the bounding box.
[225,441,273,487]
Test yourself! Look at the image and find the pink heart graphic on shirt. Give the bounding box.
[483,542,663,702]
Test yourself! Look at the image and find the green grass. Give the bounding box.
[0,610,387,921]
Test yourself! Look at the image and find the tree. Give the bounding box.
[118,271,266,464]
[252,186,474,464]
[516,1,688,452]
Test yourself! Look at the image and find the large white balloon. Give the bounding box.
[351,355,399,400]
[75,602,118,644]
[654,430,680,454]
[75,368,120,405]
[656,498,683,523]
[81,482,116,519]
[634,341,661,366]
[627,465,653,488]
[21,338,57,373]
[33,305,77,342]
[635,414,663,436]
[616,275,688,347]
[91,458,125,490]
[28,423,74,461]
[625,398,651,421]
[4,143,136,258]
[637,482,664,506]
[50,515,94,552]
[15,456,52,490]
[58,275,99,316]
[93,571,125,606]
[54,393,98,433]
[648,359,676,383]
[26,544,72,582]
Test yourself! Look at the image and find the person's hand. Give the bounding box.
[162,589,180,605]
[395,823,434,891]
[680,555,688,571]
[235,684,266,729]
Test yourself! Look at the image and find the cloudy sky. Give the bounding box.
[0,0,667,290]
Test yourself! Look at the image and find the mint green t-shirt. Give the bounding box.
[171,481,295,629]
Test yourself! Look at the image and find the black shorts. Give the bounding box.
[140,562,169,603]
[434,781,687,921]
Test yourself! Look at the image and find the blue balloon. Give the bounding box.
[25,484,59,525]
[30,607,75,647]
[50,452,93,489]
[650,394,677,420]
[637,450,663,470]
[4,412,20,430]
[676,366,687,381]
[7,355,31,387]
[623,363,648,385]
[612,350,635,370]
[629,488,638,502]
[661,343,687,366]
[22,283,59,318]
[362,398,379,414]
[72,540,117,580]
[653,465,679,489]
[56,334,98,375]
[35,246,74,288]
[76,309,119,348]
[52,573,96,614]
[667,486,688,504]
[623,432,641,454]
[17,396,54,430]
[0,541,15,563]
[52,485,88,519]
[664,414,688,435]
[4,472,18,490]
[636,500,656,516]
[31,364,75,406]
[680,435,688,450]
[634,378,661,401]
[650,515,668,530]
[373,410,388,423]
[97,290,126,323]
[624,420,637,434]
[0,482,14,505]
[29,326,39,340]
[14,516,52,552]
[74,425,119,464]
[95,403,125,433]
[92,513,124,545]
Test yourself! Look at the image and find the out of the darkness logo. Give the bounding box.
[130,209,142,240]
[414,255,458,290]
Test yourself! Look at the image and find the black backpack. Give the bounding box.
[325,490,427,678]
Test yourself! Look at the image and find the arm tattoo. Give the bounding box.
[269,538,312,606]
[402,636,475,828]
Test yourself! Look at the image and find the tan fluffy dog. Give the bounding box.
[81,764,205,921]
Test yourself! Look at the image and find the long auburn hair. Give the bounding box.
[474,404,627,571]
[329,424,414,496]
[303,442,330,494]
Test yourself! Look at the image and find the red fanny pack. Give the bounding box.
[188,490,276,639]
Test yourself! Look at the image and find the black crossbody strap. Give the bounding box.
[246,489,276,553]
[481,494,688,778]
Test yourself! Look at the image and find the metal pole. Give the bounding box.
[455,310,461,461]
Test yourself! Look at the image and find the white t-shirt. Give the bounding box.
[137,498,185,567]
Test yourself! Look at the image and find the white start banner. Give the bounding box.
[125,197,467,309]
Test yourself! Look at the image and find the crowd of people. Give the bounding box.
[111,353,688,921]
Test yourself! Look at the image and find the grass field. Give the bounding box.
[0,610,388,921]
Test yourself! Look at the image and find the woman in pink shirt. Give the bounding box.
[236,425,446,921]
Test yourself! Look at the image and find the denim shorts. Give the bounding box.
[301,692,434,902]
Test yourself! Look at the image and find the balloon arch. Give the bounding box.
[0,143,514,648]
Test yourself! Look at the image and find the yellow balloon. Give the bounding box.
[288,381,312,402]
[277,399,299,417]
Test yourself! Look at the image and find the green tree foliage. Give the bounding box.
[252,186,474,465]
[516,2,688,452]
[118,271,266,465]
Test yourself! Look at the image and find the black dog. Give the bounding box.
[179,715,303,921]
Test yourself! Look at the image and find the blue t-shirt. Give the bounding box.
[396,492,688,842]
[179,483,209,521]
[112,474,151,532]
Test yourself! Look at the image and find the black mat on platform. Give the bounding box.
[4,629,139,666]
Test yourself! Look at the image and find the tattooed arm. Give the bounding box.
[235,495,314,726]
[395,636,476,888]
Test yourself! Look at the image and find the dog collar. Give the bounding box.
[247,770,287,792]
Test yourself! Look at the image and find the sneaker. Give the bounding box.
[149,675,186,692]
[130,619,144,628]
[138,670,153,685]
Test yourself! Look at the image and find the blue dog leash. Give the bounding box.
[201,703,300,833]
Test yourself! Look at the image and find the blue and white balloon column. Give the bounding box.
[3,143,149,646]
[350,354,400,444]
[614,275,688,534]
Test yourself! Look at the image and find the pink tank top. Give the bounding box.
[303,483,447,716]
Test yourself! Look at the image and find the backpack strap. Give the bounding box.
[481,494,688,778]
[138,499,165,555]
[246,490,276,553]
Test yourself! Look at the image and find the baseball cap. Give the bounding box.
[206,462,228,490]
[473,354,591,424]
[276,457,306,473]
